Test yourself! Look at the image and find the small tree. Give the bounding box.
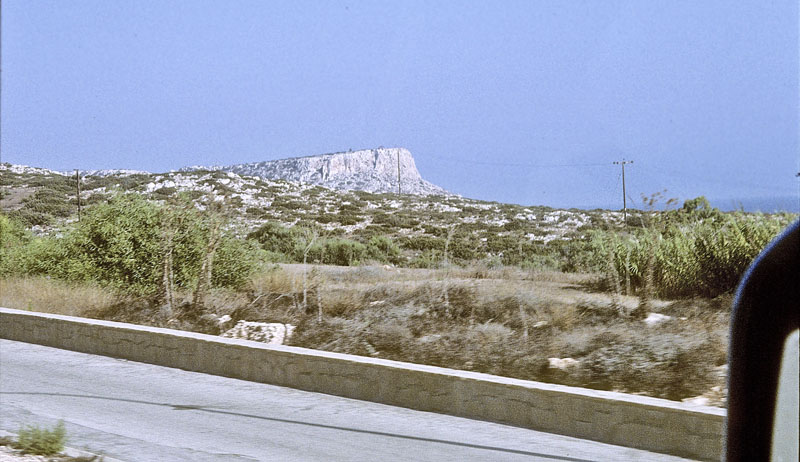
[158,197,197,318]
[296,227,319,314]
[192,198,228,312]
[64,195,163,291]
[442,225,457,315]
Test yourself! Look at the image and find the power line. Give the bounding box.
[636,164,793,195]
[423,154,610,168]
[626,193,638,209]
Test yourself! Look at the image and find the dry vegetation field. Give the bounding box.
[5,164,791,409]
[1,264,730,406]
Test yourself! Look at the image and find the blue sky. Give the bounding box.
[2,1,798,210]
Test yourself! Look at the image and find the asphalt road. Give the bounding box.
[0,340,696,461]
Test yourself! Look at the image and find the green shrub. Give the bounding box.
[17,421,66,456]
[245,206,267,218]
[371,212,418,228]
[354,190,383,202]
[313,213,338,224]
[84,192,110,205]
[399,235,444,252]
[448,232,484,262]
[152,186,177,197]
[56,195,164,291]
[28,175,74,194]
[502,219,527,231]
[7,208,53,227]
[11,195,259,294]
[338,203,362,214]
[270,196,307,210]
[596,203,794,298]
[366,235,401,264]
[422,225,447,237]
[247,221,296,256]
[409,249,442,268]
[9,188,75,226]
[84,173,151,192]
[338,215,361,226]
[0,214,29,250]
[212,237,263,289]
[0,214,32,275]
[321,238,367,266]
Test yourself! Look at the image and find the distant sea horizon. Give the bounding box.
[572,196,800,214]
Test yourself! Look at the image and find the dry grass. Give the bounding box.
[2,264,730,405]
[249,265,303,295]
[266,263,729,404]
[0,277,119,316]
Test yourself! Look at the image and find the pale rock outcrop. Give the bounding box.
[222,321,296,345]
[643,313,673,327]
[195,148,448,196]
[548,357,580,370]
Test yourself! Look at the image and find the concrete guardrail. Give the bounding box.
[0,307,725,460]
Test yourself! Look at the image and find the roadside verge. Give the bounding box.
[0,430,125,462]
[0,307,724,461]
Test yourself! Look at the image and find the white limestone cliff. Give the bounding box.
[212,148,448,196]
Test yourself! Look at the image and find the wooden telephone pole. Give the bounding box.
[75,169,81,222]
[613,159,633,224]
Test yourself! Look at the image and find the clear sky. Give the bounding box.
[2,1,798,210]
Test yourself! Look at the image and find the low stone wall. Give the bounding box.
[0,308,725,460]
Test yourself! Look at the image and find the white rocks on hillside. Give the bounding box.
[548,357,580,370]
[78,169,150,177]
[643,313,673,327]
[1,163,69,176]
[221,321,296,345]
[1,164,151,178]
[188,147,449,196]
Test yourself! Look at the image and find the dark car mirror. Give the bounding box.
[725,220,799,462]
[771,329,798,462]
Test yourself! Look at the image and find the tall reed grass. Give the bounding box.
[598,213,794,298]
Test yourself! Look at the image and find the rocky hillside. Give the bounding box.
[186,147,448,196]
[1,162,625,255]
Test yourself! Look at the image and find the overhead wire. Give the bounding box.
[636,164,791,195]
[421,153,637,208]
[421,153,611,168]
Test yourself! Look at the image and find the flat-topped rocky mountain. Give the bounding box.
[2,159,611,244]
[6,147,447,196]
[187,147,448,196]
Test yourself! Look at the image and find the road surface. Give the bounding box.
[0,340,696,461]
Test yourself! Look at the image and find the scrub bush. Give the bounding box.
[319,238,367,266]
[366,235,401,264]
[248,221,297,256]
[7,195,259,294]
[17,421,66,456]
[595,199,793,298]
[0,214,31,274]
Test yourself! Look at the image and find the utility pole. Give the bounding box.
[75,169,81,222]
[613,159,633,224]
[397,151,401,195]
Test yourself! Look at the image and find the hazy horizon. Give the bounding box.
[3,155,797,214]
[2,1,798,211]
